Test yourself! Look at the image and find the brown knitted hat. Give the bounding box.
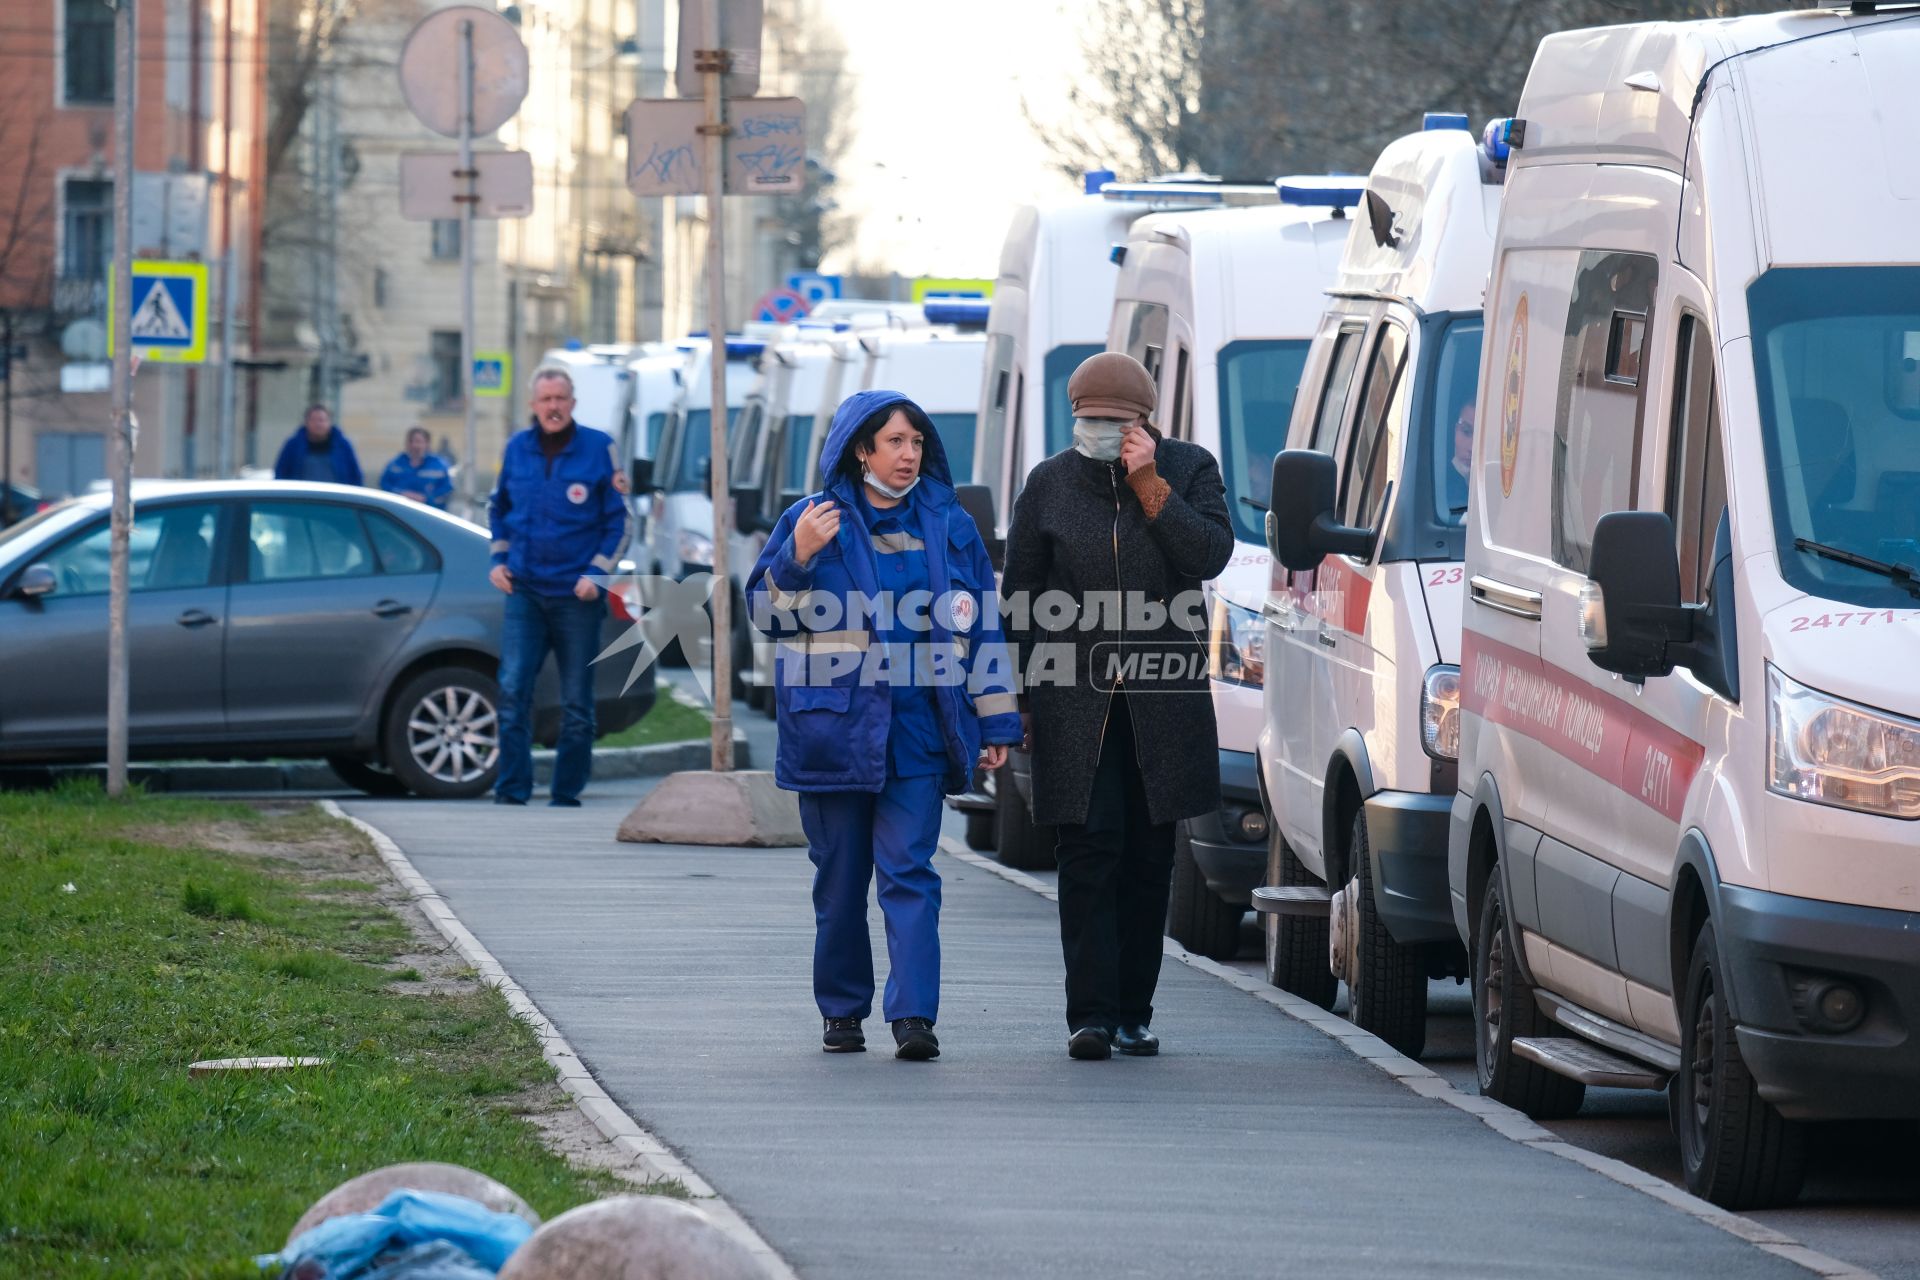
[1068,351,1156,421]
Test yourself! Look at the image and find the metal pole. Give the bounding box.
[107,0,137,797]
[2,310,13,527]
[458,17,479,517]
[217,249,237,477]
[702,0,733,772]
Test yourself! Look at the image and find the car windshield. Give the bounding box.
[1217,339,1311,543]
[929,412,974,487]
[1043,342,1103,457]
[1428,316,1483,527]
[0,501,88,563]
[668,408,742,493]
[1750,267,1920,608]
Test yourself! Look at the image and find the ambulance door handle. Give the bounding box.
[1317,631,1337,649]
[1470,575,1543,621]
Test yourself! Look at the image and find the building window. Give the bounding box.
[62,178,113,282]
[64,0,115,105]
[430,330,463,408]
[373,267,388,308]
[430,219,462,260]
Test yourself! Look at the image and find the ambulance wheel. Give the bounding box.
[1265,830,1337,1009]
[382,667,502,800]
[1674,921,1809,1209]
[965,810,996,852]
[1168,824,1243,961]
[745,681,769,712]
[993,762,1055,871]
[1473,871,1585,1118]
[1345,809,1428,1057]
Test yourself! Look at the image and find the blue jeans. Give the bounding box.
[496,589,600,803]
[797,771,946,1023]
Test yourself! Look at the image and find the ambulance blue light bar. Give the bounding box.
[1424,111,1470,132]
[922,298,991,328]
[723,339,766,359]
[1083,167,1116,195]
[1483,118,1519,165]
[1276,181,1363,209]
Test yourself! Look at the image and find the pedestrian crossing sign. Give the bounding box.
[107,260,210,364]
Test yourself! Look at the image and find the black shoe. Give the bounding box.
[891,1017,940,1061]
[493,794,528,806]
[822,1016,866,1053]
[548,797,582,808]
[1067,1027,1112,1061]
[1113,1025,1159,1056]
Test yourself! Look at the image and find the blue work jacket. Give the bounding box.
[379,451,455,508]
[487,421,627,598]
[273,427,364,486]
[745,389,1023,796]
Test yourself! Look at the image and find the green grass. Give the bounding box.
[0,779,632,1278]
[594,686,712,749]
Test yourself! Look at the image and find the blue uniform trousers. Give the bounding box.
[798,771,945,1023]
[496,590,600,804]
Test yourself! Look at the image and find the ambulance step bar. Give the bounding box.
[1250,885,1332,918]
[1511,1037,1670,1091]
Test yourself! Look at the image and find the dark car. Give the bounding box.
[0,482,653,797]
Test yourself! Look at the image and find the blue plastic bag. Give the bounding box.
[257,1188,535,1278]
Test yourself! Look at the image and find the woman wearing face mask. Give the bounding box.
[746,390,1023,1061]
[1001,352,1234,1060]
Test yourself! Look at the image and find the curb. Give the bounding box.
[938,838,1874,1280]
[1,734,747,796]
[322,799,798,1280]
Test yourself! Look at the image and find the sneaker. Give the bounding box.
[822,1016,865,1053]
[1067,1026,1113,1061]
[891,1017,940,1061]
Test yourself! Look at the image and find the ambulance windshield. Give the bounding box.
[1750,266,1920,608]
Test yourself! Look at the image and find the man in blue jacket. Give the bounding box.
[273,404,364,486]
[487,368,628,806]
[379,427,455,508]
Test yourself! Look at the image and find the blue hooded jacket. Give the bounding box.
[273,426,364,486]
[746,389,1022,795]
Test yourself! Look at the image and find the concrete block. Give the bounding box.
[287,1161,537,1244]
[496,1196,770,1280]
[617,770,804,847]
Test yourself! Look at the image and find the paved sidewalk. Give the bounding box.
[343,781,1816,1280]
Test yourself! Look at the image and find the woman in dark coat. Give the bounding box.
[1001,352,1234,1059]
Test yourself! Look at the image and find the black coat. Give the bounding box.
[1002,437,1235,826]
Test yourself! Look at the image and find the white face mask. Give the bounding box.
[1073,417,1129,462]
[863,468,920,501]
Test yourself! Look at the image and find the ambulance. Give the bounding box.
[857,304,991,495]
[1449,7,1920,1208]
[617,349,686,524]
[1104,180,1353,958]
[1255,116,1502,1056]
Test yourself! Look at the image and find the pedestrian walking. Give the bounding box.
[379,426,455,509]
[487,367,627,807]
[274,404,365,486]
[1000,352,1234,1060]
[746,390,1022,1061]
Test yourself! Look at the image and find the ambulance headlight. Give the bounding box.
[1208,594,1265,688]
[676,529,714,569]
[1421,664,1461,761]
[1578,580,1608,651]
[1768,666,1920,819]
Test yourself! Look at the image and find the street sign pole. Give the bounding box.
[701,0,734,773]
[107,0,137,798]
[458,16,479,519]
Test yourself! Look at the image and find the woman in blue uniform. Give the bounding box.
[746,390,1022,1060]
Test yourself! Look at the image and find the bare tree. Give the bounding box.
[264,0,361,182]
[1038,0,1786,181]
[0,87,60,318]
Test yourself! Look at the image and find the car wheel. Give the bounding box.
[993,761,1055,871]
[382,667,502,799]
[325,754,410,798]
[1344,808,1428,1056]
[965,809,996,852]
[1473,871,1585,1117]
[1674,921,1809,1209]
[1264,829,1337,1008]
[1168,822,1243,961]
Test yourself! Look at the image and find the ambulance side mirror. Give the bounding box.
[953,483,1003,572]
[628,457,654,495]
[1266,450,1374,572]
[1582,511,1692,679]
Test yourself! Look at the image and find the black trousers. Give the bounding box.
[1053,694,1176,1032]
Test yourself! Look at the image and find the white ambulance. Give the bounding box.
[617,349,686,522]
[1256,116,1502,1056]
[1105,181,1353,958]
[1449,8,1920,1209]
[858,308,990,495]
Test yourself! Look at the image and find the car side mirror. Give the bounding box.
[1582,511,1694,679]
[953,483,1004,572]
[1264,450,1374,572]
[731,484,765,536]
[14,563,55,599]
[628,457,654,494]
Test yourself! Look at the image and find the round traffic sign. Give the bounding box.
[398,5,530,139]
[754,287,812,325]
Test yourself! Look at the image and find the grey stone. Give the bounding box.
[287,1162,538,1244]
[616,770,802,847]
[497,1196,768,1280]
